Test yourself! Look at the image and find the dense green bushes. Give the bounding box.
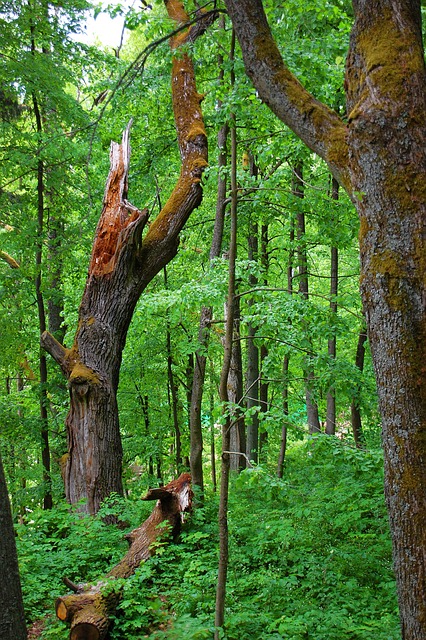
[17,435,399,639]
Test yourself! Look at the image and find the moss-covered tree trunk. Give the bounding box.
[42,0,213,514]
[224,1,426,636]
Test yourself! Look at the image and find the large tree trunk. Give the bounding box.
[224,1,426,636]
[42,2,214,514]
[345,7,426,635]
[0,452,27,640]
[55,474,192,640]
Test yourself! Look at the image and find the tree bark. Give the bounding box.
[225,1,426,636]
[0,452,27,640]
[55,473,192,640]
[42,1,211,514]
[351,325,367,448]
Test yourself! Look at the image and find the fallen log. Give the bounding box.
[56,473,192,640]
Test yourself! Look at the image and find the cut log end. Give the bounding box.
[70,623,101,640]
[56,598,68,621]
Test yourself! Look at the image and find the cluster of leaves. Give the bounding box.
[18,437,399,639]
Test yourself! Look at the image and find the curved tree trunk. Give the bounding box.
[42,2,214,514]
[224,1,426,636]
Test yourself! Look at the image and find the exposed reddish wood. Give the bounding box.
[41,1,213,515]
[0,250,19,268]
[56,474,192,640]
[89,122,145,278]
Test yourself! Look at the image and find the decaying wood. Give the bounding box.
[56,473,192,640]
[0,250,20,269]
[41,0,213,515]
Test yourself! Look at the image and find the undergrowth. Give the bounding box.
[16,435,401,639]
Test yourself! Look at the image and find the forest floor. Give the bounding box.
[27,618,45,639]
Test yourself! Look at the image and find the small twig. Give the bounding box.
[223,451,254,467]
[62,577,81,593]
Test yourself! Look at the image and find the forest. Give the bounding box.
[0,1,425,639]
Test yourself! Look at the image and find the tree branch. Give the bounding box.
[138,0,209,278]
[224,0,351,192]
[40,331,70,375]
[0,250,19,268]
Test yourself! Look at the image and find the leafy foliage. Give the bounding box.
[16,438,399,639]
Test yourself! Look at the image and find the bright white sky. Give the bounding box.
[78,2,130,48]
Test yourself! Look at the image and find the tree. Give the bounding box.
[42,1,214,514]
[224,1,426,636]
[0,452,27,640]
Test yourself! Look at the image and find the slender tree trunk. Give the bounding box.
[189,15,229,494]
[215,30,237,639]
[245,217,259,462]
[30,2,52,511]
[294,163,321,433]
[42,3,213,513]
[164,265,182,472]
[277,217,294,477]
[259,223,269,460]
[0,452,27,640]
[351,325,367,448]
[47,217,67,343]
[278,355,290,478]
[209,382,217,492]
[325,177,339,435]
[228,297,246,472]
[33,117,52,510]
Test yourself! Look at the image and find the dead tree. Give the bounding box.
[41,1,216,514]
[55,473,192,640]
